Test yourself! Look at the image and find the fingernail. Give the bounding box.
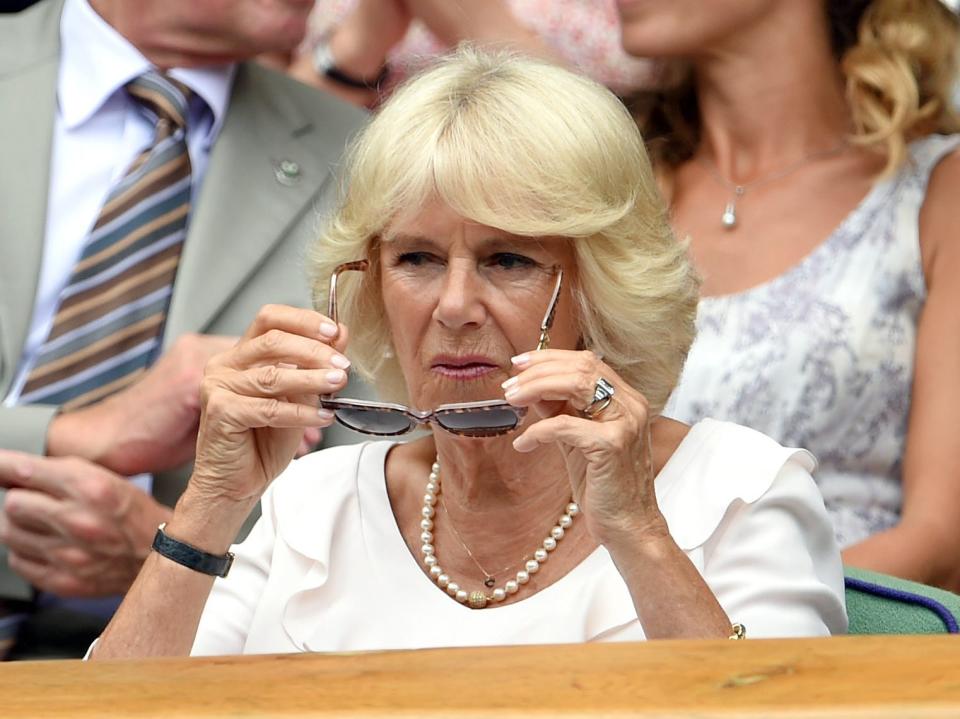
[512,436,532,452]
[319,322,338,338]
[318,409,335,420]
[504,386,519,399]
[330,354,351,369]
[501,376,518,389]
[511,353,530,366]
[325,369,346,384]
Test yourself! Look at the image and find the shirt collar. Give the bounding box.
[59,0,235,141]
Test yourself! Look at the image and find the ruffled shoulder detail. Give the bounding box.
[655,419,816,551]
[270,442,374,559]
[265,442,392,650]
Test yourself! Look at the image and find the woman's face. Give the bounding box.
[379,201,579,411]
[616,0,783,59]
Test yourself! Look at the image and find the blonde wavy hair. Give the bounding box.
[308,47,699,414]
[634,0,960,176]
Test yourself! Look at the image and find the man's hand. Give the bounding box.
[0,451,172,597]
[47,334,237,477]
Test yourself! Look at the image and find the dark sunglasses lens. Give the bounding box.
[335,408,414,436]
[436,407,520,437]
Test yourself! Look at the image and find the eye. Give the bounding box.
[489,253,536,270]
[395,251,440,267]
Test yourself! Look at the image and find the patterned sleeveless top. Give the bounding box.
[665,134,960,548]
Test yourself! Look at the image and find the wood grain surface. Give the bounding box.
[3,635,959,718]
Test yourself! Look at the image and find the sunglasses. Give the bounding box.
[319,259,563,437]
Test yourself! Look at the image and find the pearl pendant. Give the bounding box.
[721,201,737,229]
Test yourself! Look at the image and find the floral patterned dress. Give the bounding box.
[665,134,960,548]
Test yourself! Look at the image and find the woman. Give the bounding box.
[92,50,845,658]
[618,0,960,590]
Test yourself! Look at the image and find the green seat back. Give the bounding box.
[844,566,960,635]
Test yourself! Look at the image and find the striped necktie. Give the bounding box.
[19,72,193,410]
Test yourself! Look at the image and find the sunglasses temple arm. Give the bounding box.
[536,329,550,351]
[327,272,339,325]
[536,269,564,351]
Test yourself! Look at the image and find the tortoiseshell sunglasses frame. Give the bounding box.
[319,259,564,437]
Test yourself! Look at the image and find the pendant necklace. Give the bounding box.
[696,141,847,230]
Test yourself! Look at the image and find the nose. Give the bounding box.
[433,265,488,331]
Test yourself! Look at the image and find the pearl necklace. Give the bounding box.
[420,458,579,609]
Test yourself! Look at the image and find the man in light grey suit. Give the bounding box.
[0,0,366,656]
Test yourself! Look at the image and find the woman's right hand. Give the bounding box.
[187,305,350,510]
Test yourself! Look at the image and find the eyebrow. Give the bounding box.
[381,232,542,250]
[380,232,434,245]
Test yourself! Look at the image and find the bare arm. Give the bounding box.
[508,351,731,639]
[603,527,732,640]
[92,490,254,658]
[91,305,347,658]
[842,150,960,591]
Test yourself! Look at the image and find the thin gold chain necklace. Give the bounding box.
[438,493,525,588]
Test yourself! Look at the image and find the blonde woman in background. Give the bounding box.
[91,51,845,658]
[617,0,960,590]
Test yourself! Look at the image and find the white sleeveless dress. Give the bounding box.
[665,134,960,548]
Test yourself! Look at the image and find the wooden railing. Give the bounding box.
[2,635,958,718]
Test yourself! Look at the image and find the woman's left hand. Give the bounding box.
[504,349,668,545]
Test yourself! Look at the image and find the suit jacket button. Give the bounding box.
[275,160,301,185]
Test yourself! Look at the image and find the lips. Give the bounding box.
[430,355,500,380]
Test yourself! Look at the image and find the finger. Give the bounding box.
[0,513,59,565]
[0,451,69,498]
[511,348,602,369]
[225,330,352,373]
[3,489,64,536]
[7,551,88,597]
[513,413,622,453]
[49,545,107,577]
[507,350,612,394]
[295,438,311,457]
[205,391,337,431]
[218,365,350,400]
[302,426,322,447]
[293,396,321,457]
[504,371,602,412]
[241,304,349,353]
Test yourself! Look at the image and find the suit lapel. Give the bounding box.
[164,63,342,340]
[0,0,61,389]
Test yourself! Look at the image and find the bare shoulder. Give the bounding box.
[919,145,960,282]
[651,416,691,475]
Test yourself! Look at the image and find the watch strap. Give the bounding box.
[152,523,234,578]
[312,40,389,91]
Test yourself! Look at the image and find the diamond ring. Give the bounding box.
[583,377,615,419]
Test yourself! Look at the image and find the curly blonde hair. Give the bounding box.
[633,0,960,176]
[308,47,699,414]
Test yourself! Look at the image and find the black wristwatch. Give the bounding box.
[312,39,389,91]
[152,523,235,578]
